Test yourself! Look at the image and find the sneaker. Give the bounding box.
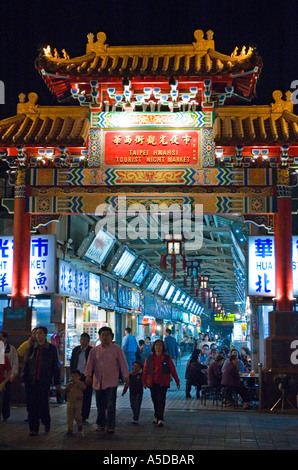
[66,430,73,436]
[96,426,105,432]
[186,395,192,399]
[107,428,114,434]
[29,431,38,436]
[152,418,158,424]
[132,420,138,424]
[157,420,164,427]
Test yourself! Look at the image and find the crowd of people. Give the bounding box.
[0,326,253,437]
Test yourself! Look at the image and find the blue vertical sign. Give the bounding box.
[292,236,298,296]
[59,259,89,300]
[0,236,13,294]
[29,235,56,294]
[248,236,275,296]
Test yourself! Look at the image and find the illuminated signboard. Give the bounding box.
[157,279,170,297]
[165,284,175,300]
[292,236,298,295]
[248,236,275,296]
[59,260,89,300]
[248,236,298,296]
[112,248,137,278]
[214,313,235,322]
[84,228,115,266]
[102,130,199,167]
[147,272,163,293]
[130,261,150,286]
[172,289,182,304]
[0,236,13,294]
[0,235,55,295]
[89,273,101,303]
[29,235,56,294]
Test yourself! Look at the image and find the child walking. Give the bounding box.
[59,370,86,436]
[122,361,143,424]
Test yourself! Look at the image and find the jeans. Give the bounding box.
[27,381,51,433]
[186,380,201,398]
[95,387,117,430]
[125,352,136,372]
[150,383,168,421]
[1,381,10,420]
[81,384,93,420]
[0,391,3,422]
[130,392,143,421]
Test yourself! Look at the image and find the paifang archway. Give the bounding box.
[1,30,298,406]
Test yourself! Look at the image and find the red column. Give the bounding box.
[274,194,293,312]
[11,170,31,308]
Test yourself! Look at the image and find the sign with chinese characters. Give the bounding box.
[0,236,13,294]
[89,272,101,303]
[30,235,56,294]
[248,236,275,296]
[0,235,55,295]
[291,236,298,296]
[59,260,89,300]
[102,130,199,166]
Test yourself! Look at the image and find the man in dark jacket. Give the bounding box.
[70,332,93,422]
[22,326,61,436]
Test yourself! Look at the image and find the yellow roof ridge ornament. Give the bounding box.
[86,31,108,54]
[17,92,39,115]
[192,29,215,51]
[42,45,70,60]
[271,90,293,114]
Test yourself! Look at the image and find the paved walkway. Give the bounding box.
[1,354,298,452]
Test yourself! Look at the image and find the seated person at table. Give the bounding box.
[207,354,225,388]
[221,355,251,409]
[185,349,207,399]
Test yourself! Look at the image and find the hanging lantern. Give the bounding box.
[160,246,167,270]
[182,252,186,270]
[171,251,176,280]
[191,277,195,295]
[166,234,182,281]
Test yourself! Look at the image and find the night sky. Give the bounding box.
[0,0,298,119]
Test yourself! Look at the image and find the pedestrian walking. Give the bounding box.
[122,327,139,372]
[164,328,179,363]
[122,360,143,424]
[0,355,12,422]
[0,331,19,421]
[85,326,129,434]
[142,339,180,427]
[141,336,152,364]
[59,369,86,437]
[21,326,61,436]
[70,332,93,422]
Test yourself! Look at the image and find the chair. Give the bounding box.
[201,385,222,406]
[221,387,239,408]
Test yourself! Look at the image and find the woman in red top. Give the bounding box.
[143,339,180,427]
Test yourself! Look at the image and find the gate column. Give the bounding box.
[11,169,31,308]
[263,169,298,409]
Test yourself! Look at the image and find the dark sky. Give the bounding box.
[0,0,298,119]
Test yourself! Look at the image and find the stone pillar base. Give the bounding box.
[262,310,298,409]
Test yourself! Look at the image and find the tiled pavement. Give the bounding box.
[1,354,298,452]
